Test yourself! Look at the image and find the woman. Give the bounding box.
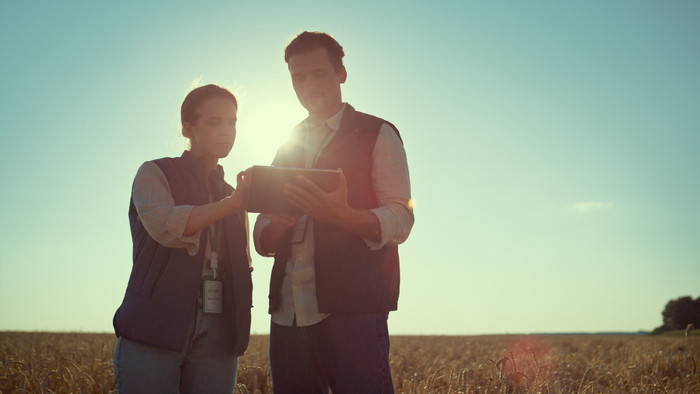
[113,84,252,393]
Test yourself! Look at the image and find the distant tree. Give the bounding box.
[652,295,700,334]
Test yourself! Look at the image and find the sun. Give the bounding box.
[223,94,306,173]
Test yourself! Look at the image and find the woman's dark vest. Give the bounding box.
[269,104,402,314]
[113,151,252,355]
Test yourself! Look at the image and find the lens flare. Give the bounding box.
[500,336,558,390]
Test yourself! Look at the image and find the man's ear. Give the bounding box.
[182,122,194,139]
[339,66,347,84]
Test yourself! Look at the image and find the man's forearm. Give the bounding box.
[257,217,298,255]
[333,207,381,243]
[258,224,283,255]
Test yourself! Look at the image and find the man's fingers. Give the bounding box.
[285,191,312,213]
[294,175,325,196]
[284,182,317,203]
[337,169,346,188]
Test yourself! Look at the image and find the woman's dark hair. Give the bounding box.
[181,84,237,126]
[284,31,345,72]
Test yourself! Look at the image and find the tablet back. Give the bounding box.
[246,166,340,214]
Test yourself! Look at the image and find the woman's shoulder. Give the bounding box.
[134,160,168,187]
[141,152,189,176]
[136,159,163,174]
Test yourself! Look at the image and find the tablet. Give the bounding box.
[246,166,341,213]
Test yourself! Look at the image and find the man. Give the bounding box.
[254,31,414,394]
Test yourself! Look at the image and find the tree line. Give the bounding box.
[651,295,700,335]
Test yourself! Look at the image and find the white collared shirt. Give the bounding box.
[254,104,414,327]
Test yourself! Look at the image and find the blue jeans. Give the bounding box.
[113,297,238,394]
[269,313,394,394]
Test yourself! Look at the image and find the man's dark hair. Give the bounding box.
[284,31,345,72]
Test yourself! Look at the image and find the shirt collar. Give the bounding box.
[305,103,347,132]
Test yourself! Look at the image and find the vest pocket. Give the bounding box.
[129,245,171,297]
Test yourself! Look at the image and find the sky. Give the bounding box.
[0,0,698,336]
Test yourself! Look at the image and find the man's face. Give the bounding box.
[288,47,346,121]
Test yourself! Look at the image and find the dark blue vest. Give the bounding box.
[113,151,252,354]
[270,105,402,314]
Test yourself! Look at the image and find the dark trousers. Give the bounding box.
[269,313,394,394]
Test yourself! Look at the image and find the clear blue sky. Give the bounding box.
[1,0,698,335]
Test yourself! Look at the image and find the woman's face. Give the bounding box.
[185,96,237,159]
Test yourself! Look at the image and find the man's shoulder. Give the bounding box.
[346,105,397,131]
[347,106,401,142]
[347,104,383,122]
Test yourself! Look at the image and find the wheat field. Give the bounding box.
[1,332,698,393]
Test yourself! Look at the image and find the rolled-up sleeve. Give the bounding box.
[253,213,274,257]
[364,123,414,250]
[132,161,201,255]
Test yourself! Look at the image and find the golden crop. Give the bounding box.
[1,332,698,393]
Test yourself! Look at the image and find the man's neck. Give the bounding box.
[308,102,344,125]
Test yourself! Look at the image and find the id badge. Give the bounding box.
[202,277,223,314]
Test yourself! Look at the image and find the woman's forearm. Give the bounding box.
[183,197,241,236]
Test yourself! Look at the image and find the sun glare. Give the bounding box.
[408,199,416,210]
[500,336,557,390]
[226,95,306,170]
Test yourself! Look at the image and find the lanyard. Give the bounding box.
[292,122,334,246]
[203,221,223,314]
[208,220,221,278]
[307,122,334,167]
